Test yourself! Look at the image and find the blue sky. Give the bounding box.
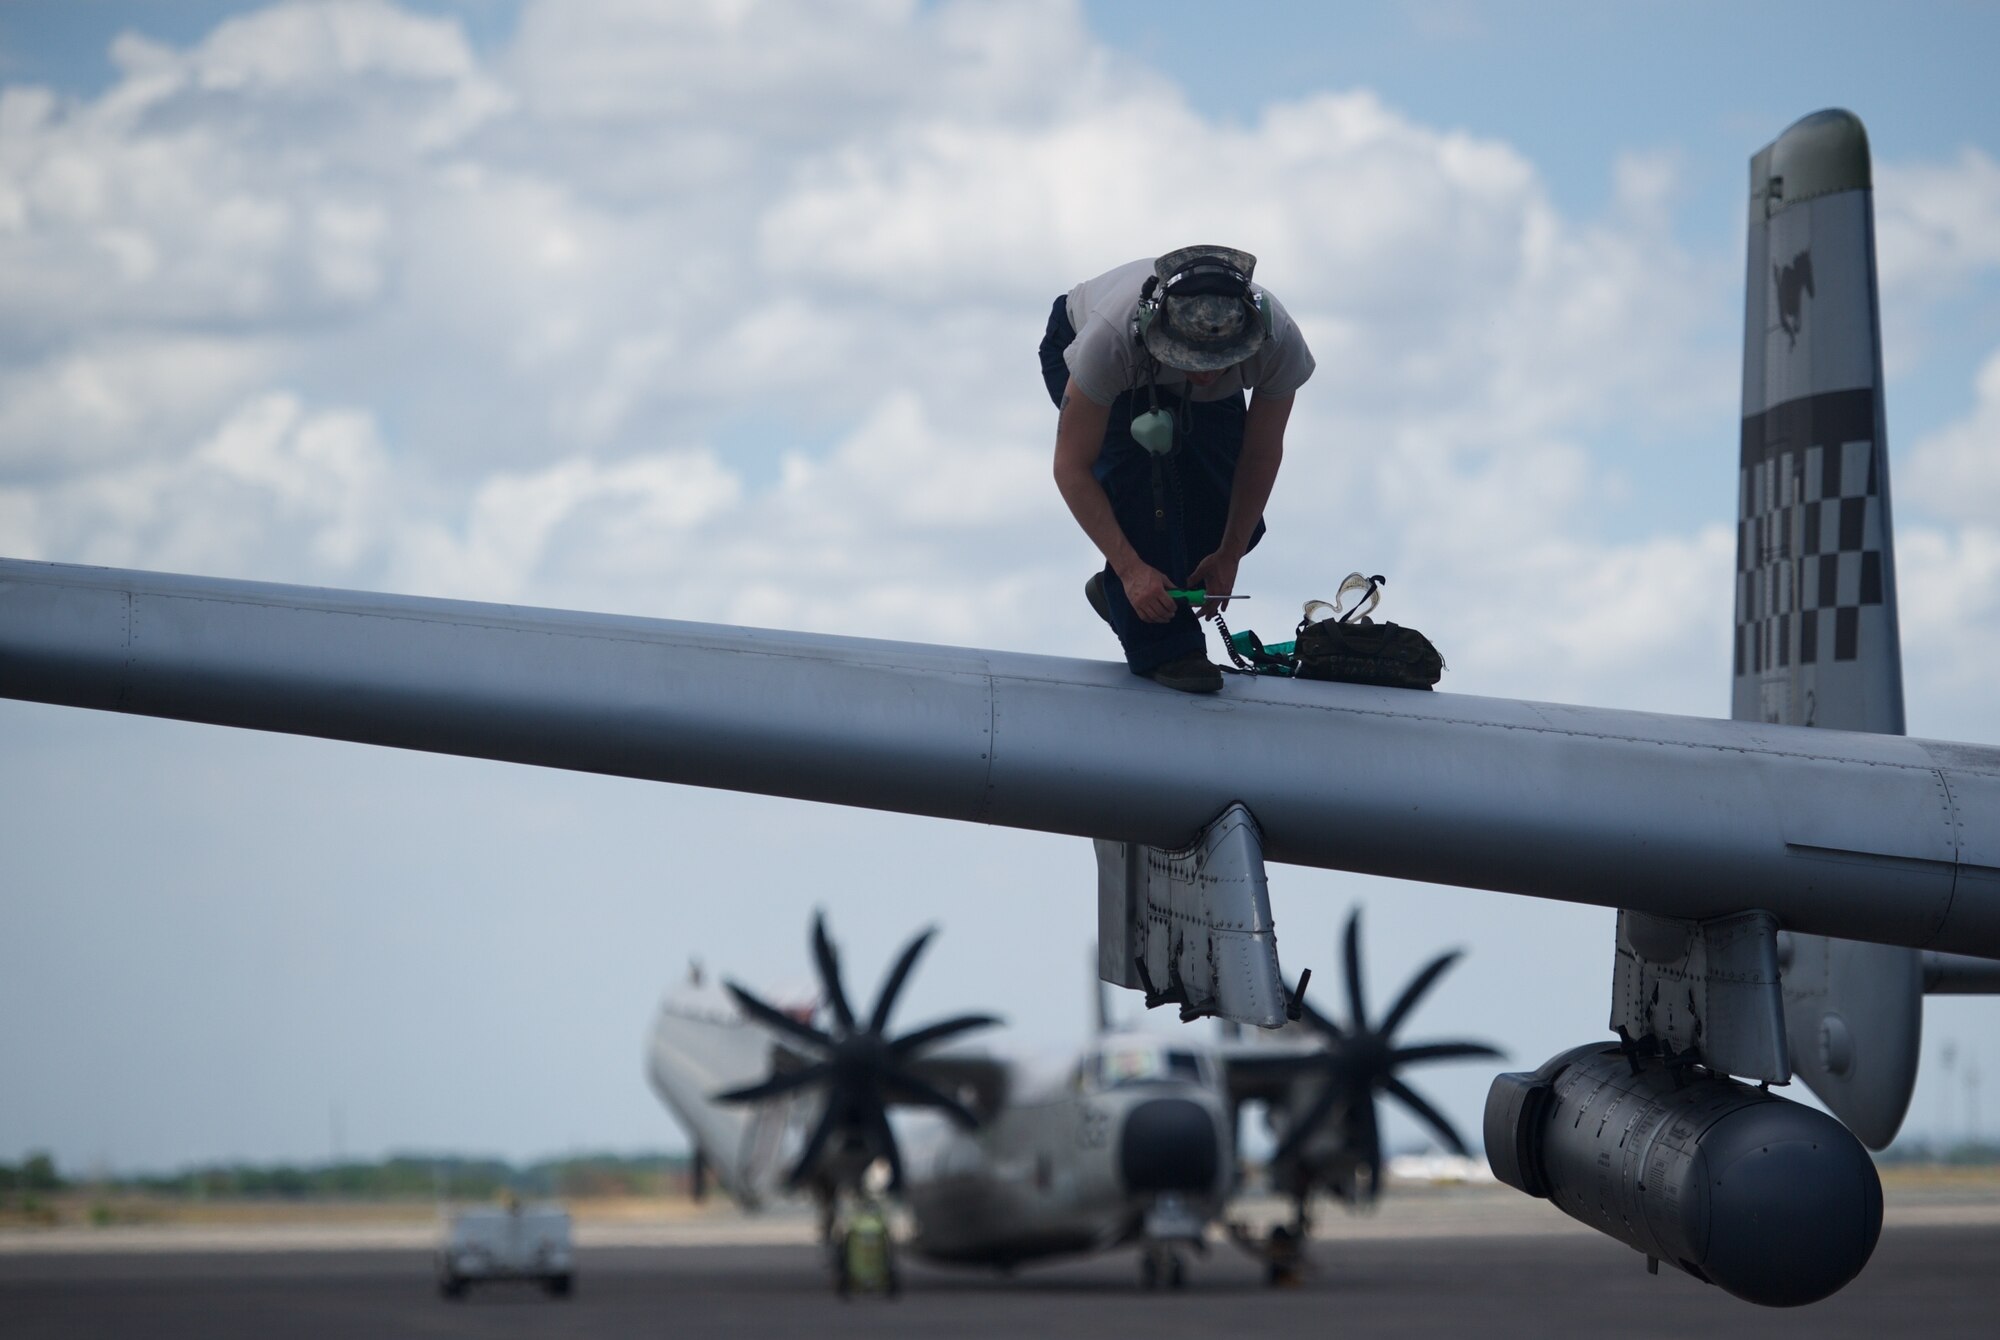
[1,0,1997,1172]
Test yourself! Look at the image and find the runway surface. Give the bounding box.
[4,1220,1999,1338]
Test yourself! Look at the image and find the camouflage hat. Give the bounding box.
[1142,245,1266,373]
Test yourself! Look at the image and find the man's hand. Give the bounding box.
[1187,548,1241,620]
[1116,561,1179,623]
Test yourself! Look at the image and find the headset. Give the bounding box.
[1129,261,1274,456]
[1129,265,1274,347]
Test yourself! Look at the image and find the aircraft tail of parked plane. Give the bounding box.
[647,966,800,1211]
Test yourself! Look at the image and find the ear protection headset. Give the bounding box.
[1128,265,1274,348]
[1128,264,1273,456]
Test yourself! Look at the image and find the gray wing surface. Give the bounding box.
[6,558,2000,956]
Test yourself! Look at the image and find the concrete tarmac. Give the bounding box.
[4,1222,1999,1339]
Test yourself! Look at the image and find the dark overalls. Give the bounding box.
[1040,296,1264,674]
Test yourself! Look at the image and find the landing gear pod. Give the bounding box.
[1485,1043,1881,1307]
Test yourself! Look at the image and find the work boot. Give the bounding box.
[1143,650,1223,694]
[1084,571,1111,625]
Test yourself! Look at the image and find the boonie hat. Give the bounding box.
[1143,244,1266,373]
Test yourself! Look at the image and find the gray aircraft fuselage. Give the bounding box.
[897,1050,1232,1267]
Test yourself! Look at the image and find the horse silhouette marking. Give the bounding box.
[1775,250,1813,348]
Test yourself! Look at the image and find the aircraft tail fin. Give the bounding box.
[1736,109,1905,731]
[1735,109,1920,1149]
[647,987,796,1210]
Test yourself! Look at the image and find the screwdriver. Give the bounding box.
[1167,589,1249,604]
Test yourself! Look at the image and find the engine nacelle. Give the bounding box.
[1485,1042,1881,1307]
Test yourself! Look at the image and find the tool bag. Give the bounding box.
[1292,611,1444,690]
[1219,573,1445,691]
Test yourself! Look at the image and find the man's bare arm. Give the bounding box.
[1052,377,1176,623]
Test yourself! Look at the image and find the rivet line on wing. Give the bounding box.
[115,589,135,713]
[974,671,998,825]
[1929,768,1962,948]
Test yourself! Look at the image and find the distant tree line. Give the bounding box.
[0,1153,64,1196]
[4,1151,694,1202]
[1877,1138,2000,1167]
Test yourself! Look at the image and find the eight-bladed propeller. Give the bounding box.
[714,912,1001,1192]
[1267,907,1504,1202]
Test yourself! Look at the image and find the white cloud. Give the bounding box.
[177,0,485,92]
[507,0,1110,134]
[1877,147,2000,301]
[1905,347,2000,524]
[5,391,395,574]
[1897,347,2000,738]
[1875,146,2000,378]
[0,335,274,473]
[396,447,743,600]
[0,0,501,355]
[1898,522,2000,735]
[784,391,1046,528]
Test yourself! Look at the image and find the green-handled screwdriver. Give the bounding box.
[1167,589,1250,604]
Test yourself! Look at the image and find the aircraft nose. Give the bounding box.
[1118,1097,1219,1194]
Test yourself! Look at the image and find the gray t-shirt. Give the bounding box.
[1063,258,1316,407]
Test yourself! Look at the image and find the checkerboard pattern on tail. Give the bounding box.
[1735,390,1888,678]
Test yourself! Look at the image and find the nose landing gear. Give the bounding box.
[1226,1202,1311,1287]
[1139,1241,1187,1290]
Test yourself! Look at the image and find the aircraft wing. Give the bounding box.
[4,556,1999,958]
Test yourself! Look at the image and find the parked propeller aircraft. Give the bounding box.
[645,908,1496,1290]
[6,109,2000,1309]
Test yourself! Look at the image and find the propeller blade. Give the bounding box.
[1381,1074,1472,1157]
[868,926,936,1034]
[785,1097,845,1189]
[713,1061,833,1105]
[1353,1096,1383,1200]
[1271,1075,1344,1166]
[1375,949,1464,1040]
[883,1066,982,1128]
[888,1012,1003,1057]
[1343,907,1368,1033]
[1388,1041,1506,1068]
[1287,986,1345,1042]
[812,912,856,1033]
[866,1102,905,1192]
[724,980,833,1051]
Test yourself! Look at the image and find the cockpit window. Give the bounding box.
[1101,1046,1162,1086]
[1097,1044,1204,1088]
